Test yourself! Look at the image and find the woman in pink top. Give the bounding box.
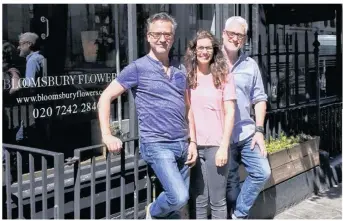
[185,30,236,219]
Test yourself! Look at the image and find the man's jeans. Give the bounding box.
[227,136,271,219]
[191,146,229,219]
[140,141,190,219]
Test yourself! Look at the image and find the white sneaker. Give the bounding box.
[232,213,244,219]
[146,203,152,219]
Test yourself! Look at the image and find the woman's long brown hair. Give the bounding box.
[184,30,228,89]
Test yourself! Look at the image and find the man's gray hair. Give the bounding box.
[146,12,177,33]
[224,16,248,35]
[19,32,39,45]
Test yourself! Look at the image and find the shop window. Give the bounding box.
[2,4,130,162]
[64,4,128,71]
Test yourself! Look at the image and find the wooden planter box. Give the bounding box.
[238,136,320,189]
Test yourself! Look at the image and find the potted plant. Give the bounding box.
[94,24,115,67]
[239,133,320,187]
[81,5,115,66]
[266,133,320,186]
[81,30,99,63]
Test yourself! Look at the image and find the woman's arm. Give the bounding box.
[220,100,236,149]
[185,89,198,167]
[215,100,235,167]
[216,73,236,167]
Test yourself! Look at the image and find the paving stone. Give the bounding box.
[274,184,342,219]
[306,187,342,211]
[274,211,304,219]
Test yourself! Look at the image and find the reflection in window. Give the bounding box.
[2,4,130,161]
[3,4,30,72]
[3,5,31,42]
[65,4,128,70]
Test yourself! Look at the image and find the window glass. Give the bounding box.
[2,4,129,165]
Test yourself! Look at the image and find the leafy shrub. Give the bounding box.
[266,133,314,154]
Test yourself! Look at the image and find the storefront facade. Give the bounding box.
[2,4,342,219]
[3,4,341,158]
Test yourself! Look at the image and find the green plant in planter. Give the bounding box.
[266,133,314,154]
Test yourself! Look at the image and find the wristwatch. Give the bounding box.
[255,126,265,135]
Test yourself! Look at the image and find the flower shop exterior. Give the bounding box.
[2,4,342,219]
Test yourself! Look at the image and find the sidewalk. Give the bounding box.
[274,184,342,219]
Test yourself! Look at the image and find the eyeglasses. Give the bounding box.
[196,46,214,52]
[18,41,30,47]
[225,31,246,40]
[148,32,173,40]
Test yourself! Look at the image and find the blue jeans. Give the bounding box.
[226,136,271,219]
[140,141,190,219]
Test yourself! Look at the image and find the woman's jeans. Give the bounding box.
[226,136,271,219]
[191,146,229,219]
[140,141,190,219]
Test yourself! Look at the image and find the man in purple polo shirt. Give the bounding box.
[222,16,271,219]
[98,12,197,219]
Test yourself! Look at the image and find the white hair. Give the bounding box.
[19,32,39,45]
[224,16,248,35]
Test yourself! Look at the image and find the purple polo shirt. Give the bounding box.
[116,55,189,143]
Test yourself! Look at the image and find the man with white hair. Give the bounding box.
[16,32,45,143]
[17,32,44,85]
[222,16,271,219]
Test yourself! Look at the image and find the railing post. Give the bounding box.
[54,153,65,219]
[73,150,81,219]
[151,175,157,201]
[17,151,23,219]
[258,35,267,97]
[252,4,259,55]
[275,33,280,109]
[336,7,342,100]
[285,33,290,107]
[134,145,139,219]
[304,31,310,101]
[5,149,12,219]
[120,143,126,218]
[128,4,138,155]
[114,4,123,140]
[294,33,299,105]
[42,156,48,219]
[29,154,36,218]
[106,151,112,219]
[313,31,321,136]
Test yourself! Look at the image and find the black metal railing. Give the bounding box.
[2,137,157,219]
[319,101,342,156]
[249,28,342,156]
[2,144,64,219]
[72,137,152,219]
[264,99,342,156]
